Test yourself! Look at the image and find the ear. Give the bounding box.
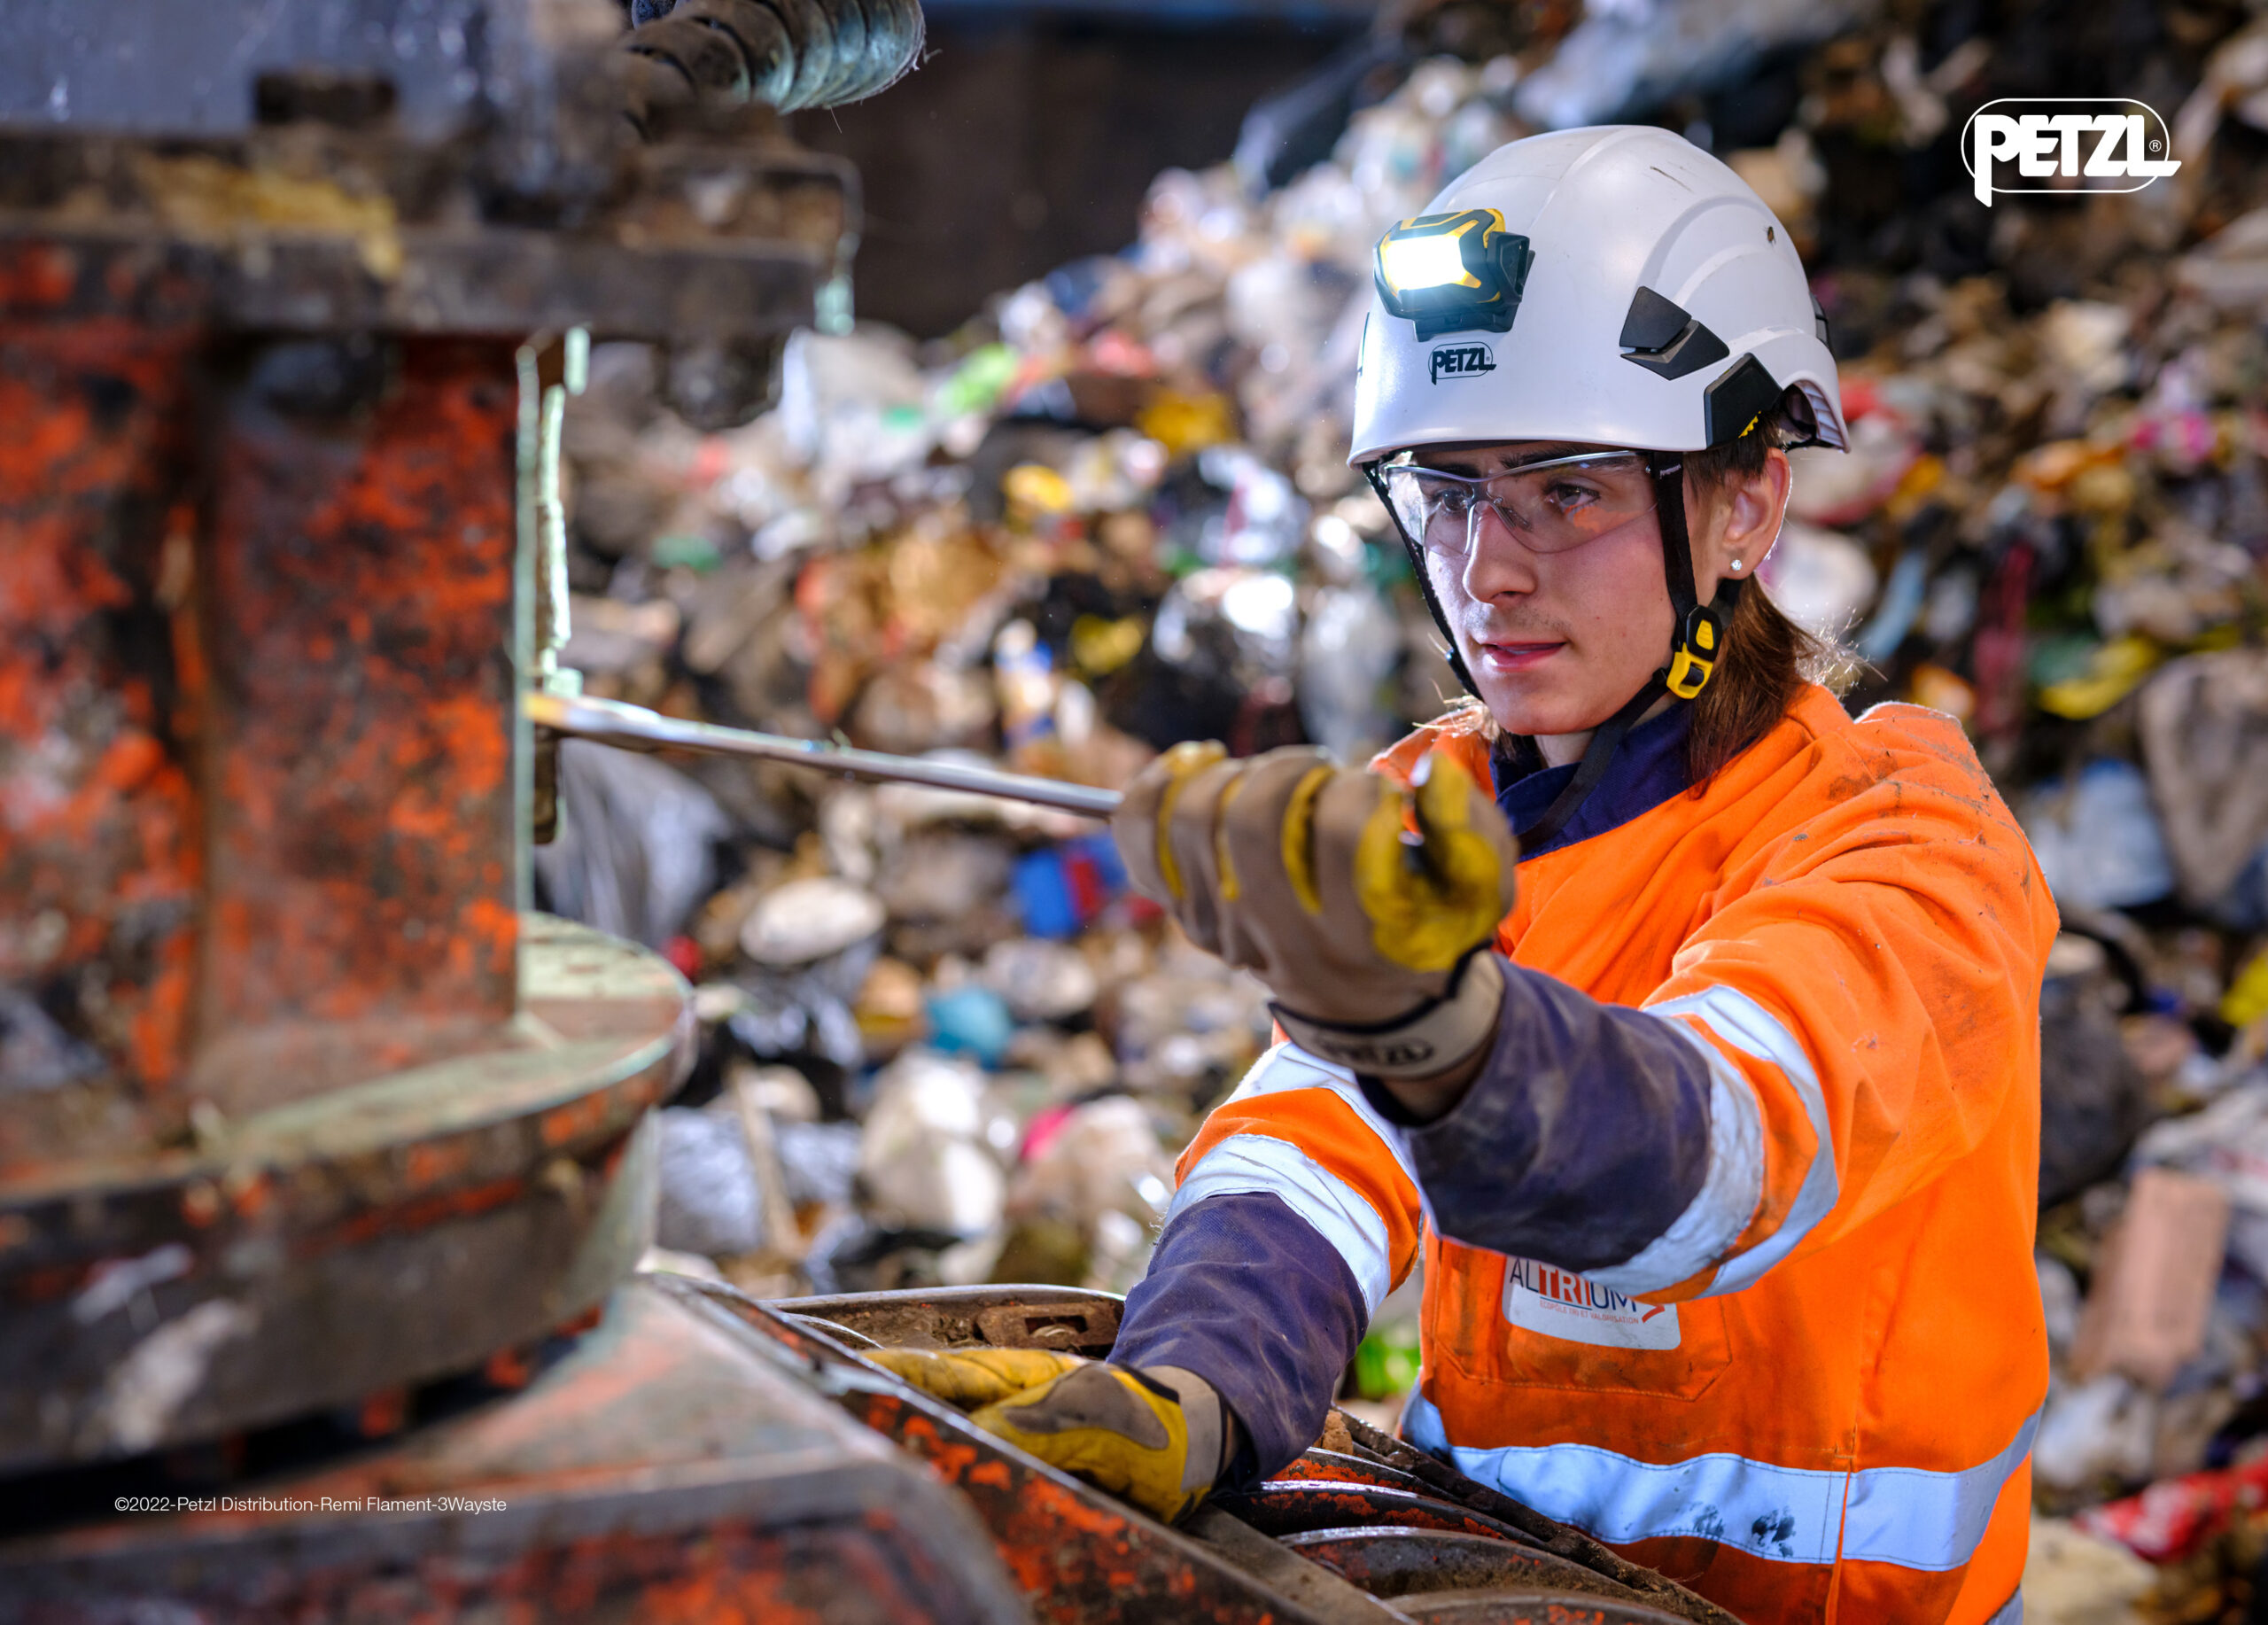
[1695,447,1790,601]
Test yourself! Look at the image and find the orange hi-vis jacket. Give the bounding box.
[1126,688,2057,1625]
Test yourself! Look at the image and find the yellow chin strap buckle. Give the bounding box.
[1666,603,1726,700]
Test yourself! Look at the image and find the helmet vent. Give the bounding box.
[1618,286,1730,381]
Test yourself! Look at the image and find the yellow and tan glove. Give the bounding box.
[871,1349,1230,1524]
[1113,743,1518,1078]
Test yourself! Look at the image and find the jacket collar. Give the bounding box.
[1491,702,1693,861]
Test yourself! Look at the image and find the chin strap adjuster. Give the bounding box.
[1666,601,1726,700]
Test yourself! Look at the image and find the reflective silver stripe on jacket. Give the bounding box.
[1584,1014,1764,1296]
[1169,1133,1395,1311]
[1643,985,1838,1295]
[1165,1043,1416,1315]
[1405,1391,2039,1573]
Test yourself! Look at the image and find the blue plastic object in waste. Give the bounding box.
[924,984,1014,1069]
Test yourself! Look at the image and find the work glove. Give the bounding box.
[1113,743,1518,1078]
[871,1349,1231,1524]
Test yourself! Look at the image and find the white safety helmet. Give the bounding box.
[1349,124,1847,463]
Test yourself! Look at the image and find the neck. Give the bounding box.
[1534,729,1588,769]
[1530,691,1676,768]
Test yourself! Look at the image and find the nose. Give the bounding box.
[1458,501,1540,603]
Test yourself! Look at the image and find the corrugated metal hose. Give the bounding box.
[621,0,923,128]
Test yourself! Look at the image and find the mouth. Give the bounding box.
[1472,639,1566,673]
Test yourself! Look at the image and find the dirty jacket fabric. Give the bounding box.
[1111,687,2057,1625]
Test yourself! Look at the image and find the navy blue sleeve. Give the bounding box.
[1110,1191,1366,1484]
[1363,958,1714,1271]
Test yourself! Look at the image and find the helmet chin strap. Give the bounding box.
[1373,452,1738,853]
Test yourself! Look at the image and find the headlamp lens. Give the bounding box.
[1379,229,1479,295]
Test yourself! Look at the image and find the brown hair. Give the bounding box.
[1679,402,1856,785]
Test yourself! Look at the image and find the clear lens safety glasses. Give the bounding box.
[1373,450,1656,561]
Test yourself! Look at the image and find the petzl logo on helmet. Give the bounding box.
[1962,98,2179,206]
[1430,344,1497,385]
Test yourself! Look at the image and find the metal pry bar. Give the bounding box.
[526,690,1124,819]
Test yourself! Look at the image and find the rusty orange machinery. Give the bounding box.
[0,0,876,1470]
[0,1,1012,1619]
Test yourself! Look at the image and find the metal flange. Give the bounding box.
[0,916,688,1473]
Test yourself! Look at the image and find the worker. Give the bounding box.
[881,126,2056,1625]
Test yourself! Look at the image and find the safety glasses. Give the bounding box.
[1369,449,1657,561]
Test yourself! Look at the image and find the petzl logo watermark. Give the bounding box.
[1963,98,2179,206]
[1430,343,1496,384]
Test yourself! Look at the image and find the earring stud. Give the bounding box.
[1730,556,1744,572]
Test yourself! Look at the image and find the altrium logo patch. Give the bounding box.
[1502,1256,1682,1350]
[1963,98,2180,206]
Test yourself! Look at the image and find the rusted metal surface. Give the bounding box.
[1392,1595,1694,1625]
[0,0,864,1156]
[1178,1506,1413,1625]
[711,1283,1376,1625]
[771,1285,1124,1357]
[1,260,539,1120]
[0,0,862,1468]
[0,916,689,1472]
[1281,1528,1635,1600]
[195,335,521,1108]
[1216,1481,1541,1546]
[1,1274,1031,1625]
[1277,1448,1449,1497]
[0,246,202,1131]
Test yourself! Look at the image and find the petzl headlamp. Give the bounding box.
[1373,208,1535,342]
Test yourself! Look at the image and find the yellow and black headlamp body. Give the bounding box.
[1374,208,1536,343]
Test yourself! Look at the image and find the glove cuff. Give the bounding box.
[1143,1365,1231,1492]
[1270,952,1504,1079]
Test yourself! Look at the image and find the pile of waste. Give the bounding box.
[543,4,2268,1616]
